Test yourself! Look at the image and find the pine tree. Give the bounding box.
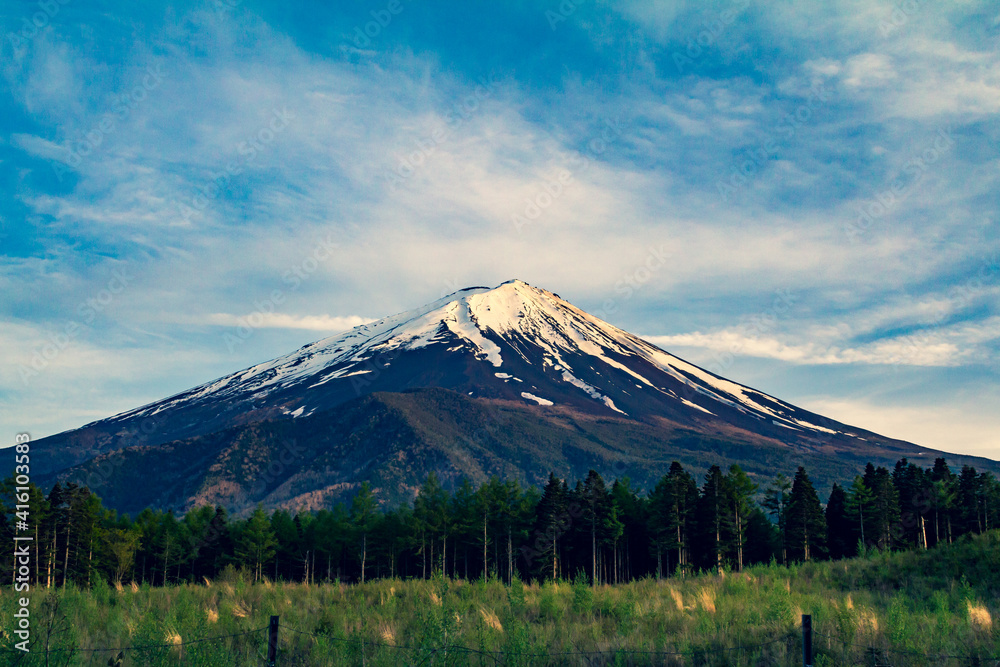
[235,505,276,582]
[762,473,791,565]
[414,473,450,577]
[981,472,1000,532]
[744,507,780,565]
[864,465,900,549]
[846,476,874,549]
[580,470,613,585]
[610,478,646,583]
[695,465,732,573]
[449,478,480,580]
[350,482,378,583]
[825,483,853,559]
[269,510,298,581]
[892,459,931,548]
[724,465,757,571]
[956,466,984,536]
[785,467,826,562]
[530,473,568,581]
[930,459,957,545]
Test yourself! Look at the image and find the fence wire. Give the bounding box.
[3,620,999,665]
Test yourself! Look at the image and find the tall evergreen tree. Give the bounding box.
[579,470,616,585]
[647,462,698,578]
[235,505,276,582]
[785,467,826,562]
[825,483,853,559]
[724,465,757,572]
[956,466,984,536]
[530,473,568,581]
[449,478,480,580]
[350,482,378,583]
[610,478,646,583]
[762,473,791,565]
[930,459,957,545]
[695,465,731,573]
[846,476,875,549]
[864,465,900,549]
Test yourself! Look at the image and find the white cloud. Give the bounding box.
[843,53,897,88]
[200,313,374,331]
[830,40,1000,118]
[802,397,1000,461]
[646,314,1000,368]
[2,0,999,452]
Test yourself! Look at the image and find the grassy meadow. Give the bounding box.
[2,531,999,666]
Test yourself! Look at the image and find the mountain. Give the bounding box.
[32,279,1000,512]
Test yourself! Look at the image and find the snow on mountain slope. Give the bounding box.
[98,279,842,438]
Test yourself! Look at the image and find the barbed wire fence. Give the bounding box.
[280,621,798,666]
[0,625,271,666]
[2,615,999,665]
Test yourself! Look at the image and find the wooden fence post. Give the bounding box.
[268,615,279,667]
[802,614,812,667]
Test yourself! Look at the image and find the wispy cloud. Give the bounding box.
[1,0,997,453]
[200,313,374,331]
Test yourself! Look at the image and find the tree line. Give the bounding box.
[2,457,998,589]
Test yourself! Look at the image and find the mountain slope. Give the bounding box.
[31,279,1000,510]
[41,387,994,515]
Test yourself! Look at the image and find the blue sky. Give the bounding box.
[2,0,998,460]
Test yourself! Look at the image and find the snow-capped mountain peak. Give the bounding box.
[98,280,840,441]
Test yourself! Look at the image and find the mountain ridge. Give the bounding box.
[30,279,1000,511]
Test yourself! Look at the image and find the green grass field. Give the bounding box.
[3,531,999,666]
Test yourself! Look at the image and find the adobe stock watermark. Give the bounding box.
[844,127,954,243]
[591,245,672,322]
[212,0,242,15]
[64,415,163,490]
[12,433,32,653]
[222,233,337,353]
[52,63,167,182]
[5,0,71,53]
[18,267,134,385]
[702,289,798,376]
[177,107,293,223]
[346,0,413,48]
[511,117,626,234]
[248,439,308,497]
[384,76,500,193]
[878,0,926,37]
[544,0,586,31]
[881,252,997,371]
[672,0,751,73]
[716,81,831,203]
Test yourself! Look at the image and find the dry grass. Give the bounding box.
[479,607,504,633]
[205,607,219,623]
[697,587,716,613]
[232,600,250,618]
[968,601,993,630]
[378,621,396,645]
[857,608,879,634]
[669,587,684,611]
